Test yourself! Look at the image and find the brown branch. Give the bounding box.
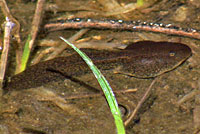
[65,88,137,100]
[0,0,21,43]
[44,18,200,40]
[29,0,45,49]
[0,0,22,74]
[124,78,157,126]
[0,17,15,90]
[46,29,89,60]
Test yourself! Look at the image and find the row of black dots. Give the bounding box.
[132,21,199,33]
[52,18,172,32]
[45,18,200,39]
[50,18,199,33]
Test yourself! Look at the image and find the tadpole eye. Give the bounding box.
[169,51,176,57]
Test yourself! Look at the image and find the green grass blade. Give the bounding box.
[137,0,144,6]
[60,36,125,134]
[20,34,31,73]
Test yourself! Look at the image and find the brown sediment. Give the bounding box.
[4,41,191,90]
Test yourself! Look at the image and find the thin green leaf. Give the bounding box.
[20,34,31,73]
[60,37,125,134]
[137,0,144,6]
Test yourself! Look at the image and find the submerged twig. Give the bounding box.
[193,82,200,134]
[31,47,55,65]
[46,29,89,60]
[0,0,22,74]
[65,88,137,100]
[29,0,45,48]
[124,78,157,126]
[177,89,200,106]
[194,94,200,134]
[0,17,15,89]
[31,29,89,63]
[0,0,21,43]
[32,88,85,115]
[45,18,200,40]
